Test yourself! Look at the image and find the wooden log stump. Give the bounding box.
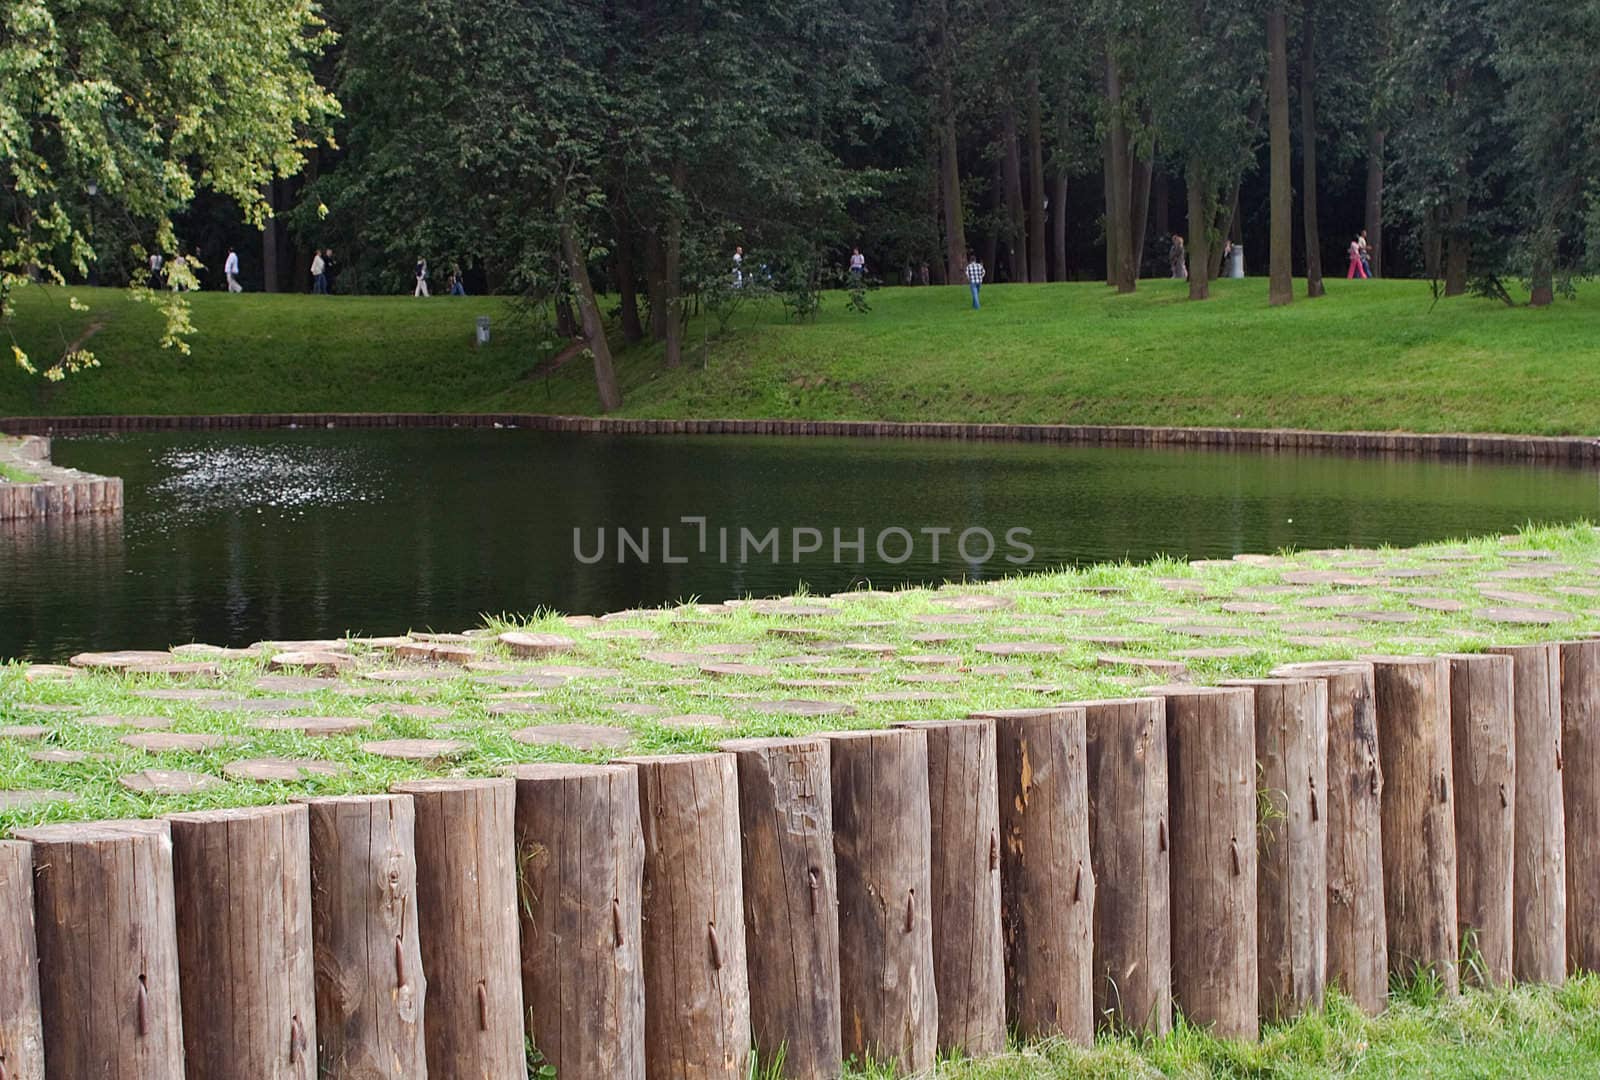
[300,794,428,1078]
[827,729,938,1072]
[1488,642,1567,984]
[1370,656,1459,994]
[511,763,644,1080]
[620,753,750,1079]
[1561,640,1600,973]
[897,719,1006,1056]
[1444,653,1515,987]
[1144,686,1258,1040]
[1273,660,1386,1014]
[0,840,45,1080]
[391,779,527,1079]
[1078,697,1172,1036]
[974,706,1093,1044]
[168,804,317,1078]
[1222,678,1329,1023]
[13,820,185,1078]
[717,737,842,1079]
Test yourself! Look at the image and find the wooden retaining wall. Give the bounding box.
[0,435,123,522]
[4,411,1599,462]
[7,647,1600,1076]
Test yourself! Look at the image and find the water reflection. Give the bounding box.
[0,429,1594,660]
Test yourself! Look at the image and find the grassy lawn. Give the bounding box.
[0,435,40,482]
[4,278,1599,434]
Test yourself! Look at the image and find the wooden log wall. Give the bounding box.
[11,643,1600,1072]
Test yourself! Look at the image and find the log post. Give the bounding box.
[1273,660,1386,1014]
[1561,640,1600,973]
[1444,653,1515,986]
[619,753,750,1079]
[1144,686,1258,1041]
[973,706,1093,1044]
[0,840,45,1080]
[1370,656,1459,994]
[717,737,842,1079]
[14,820,185,1078]
[1222,678,1329,1023]
[897,719,1006,1056]
[827,729,938,1072]
[168,804,317,1079]
[300,794,429,1078]
[1488,642,1567,984]
[1077,698,1172,1036]
[391,779,527,1079]
[511,764,645,1080]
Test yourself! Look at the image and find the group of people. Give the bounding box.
[409,257,467,297]
[1347,230,1373,278]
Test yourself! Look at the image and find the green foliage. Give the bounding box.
[0,0,338,373]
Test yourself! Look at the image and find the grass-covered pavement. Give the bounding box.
[4,279,1599,434]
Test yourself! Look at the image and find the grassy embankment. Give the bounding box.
[6,524,1600,1076]
[4,278,1599,434]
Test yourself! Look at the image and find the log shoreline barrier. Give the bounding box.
[7,645,1600,1076]
[6,411,1600,463]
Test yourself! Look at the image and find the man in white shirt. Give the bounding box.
[965,253,986,309]
[148,252,164,288]
[224,248,242,292]
[311,250,327,293]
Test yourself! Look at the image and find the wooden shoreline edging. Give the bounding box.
[0,435,122,521]
[6,411,1600,463]
[13,647,1600,1075]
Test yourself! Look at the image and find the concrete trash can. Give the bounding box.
[475,316,491,346]
[1227,245,1245,279]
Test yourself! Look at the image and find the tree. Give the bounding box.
[1267,5,1294,305]
[1,0,337,376]
[1299,0,1326,297]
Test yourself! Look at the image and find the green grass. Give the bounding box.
[0,435,40,482]
[5,278,1600,434]
[833,977,1600,1078]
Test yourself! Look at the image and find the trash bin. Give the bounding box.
[1227,245,1245,279]
[475,316,491,347]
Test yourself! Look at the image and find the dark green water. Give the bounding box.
[1,429,1595,660]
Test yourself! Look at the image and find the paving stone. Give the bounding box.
[360,738,470,762]
[131,689,241,703]
[974,641,1065,657]
[253,675,341,693]
[1408,597,1467,612]
[1221,602,1280,615]
[1553,586,1600,598]
[500,631,579,658]
[1167,624,1262,639]
[1476,588,1552,606]
[118,770,220,795]
[225,697,318,713]
[0,788,76,809]
[394,642,478,665]
[0,725,49,740]
[810,666,878,677]
[930,594,1014,612]
[1476,607,1575,625]
[562,615,604,628]
[410,632,474,644]
[68,650,174,671]
[840,643,897,655]
[909,632,966,644]
[511,724,634,750]
[1096,655,1191,676]
[749,699,858,717]
[1173,646,1257,659]
[268,650,353,676]
[23,665,78,681]
[1296,594,1373,609]
[860,691,957,703]
[224,758,348,782]
[771,655,830,666]
[609,703,667,717]
[486,702,558,719]
[1013,684,1064,694]
[894,671,964,685]
[655,714,733,730]
[642,650,711,667]
[775,679,860,690]
[903,654,962,667]
[701,663,776,678]
[475,674,569,690]
[252,715,373,736]
[9,703,78,714]
[120,732,241,752]
[77,715,175,730]
[589,628,661,641]
[1348,610,1420,624]
[913,613,983,626]
[1499,549,1560,560]
[966,664,1031,676]
[30,749,108,764]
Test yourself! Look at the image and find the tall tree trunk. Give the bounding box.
[982,158,1001,276]
[663,163,685,367]
[1103,137,1118,286]
[646,233,668,340]
[1423,206,1442,282]
[1212,182,1241,282]
[613,214,644,343]
[560,220,623,413]
[1267,6,1294,306]
[1444,198,1469,296]
[261,181,280,293]
[1186,161,1213,301]
[1300,0,1325,298]
[1130,149,1154,281]
[1026,68,1048,283]
[1003,110,1027,282]
[1364,131,1385,278]
[940,111,966,282]
[1105,51,1135,292]
[1051,172,1069,281]
[1153,169,1169,240]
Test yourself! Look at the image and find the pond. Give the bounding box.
[1,428,1595,660]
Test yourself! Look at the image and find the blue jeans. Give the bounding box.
[969,283,981,308]
[313,273,327,294]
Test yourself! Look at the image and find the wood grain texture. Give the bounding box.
[1445,653,1515,987]
[1561,640,1600,973]
[0,840,45,1080]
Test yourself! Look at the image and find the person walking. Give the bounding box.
[413,256,430,297]
[224,248,242,292]
[849,247,866,280]
[310,249,327,293]
[147,251,164,289]
[1347,234,1369,279]
[964,252,986,309]
[1357,229,1372,278]
[732,245,744,289]
[1169,234,1187,280]
[449,264,466,296]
